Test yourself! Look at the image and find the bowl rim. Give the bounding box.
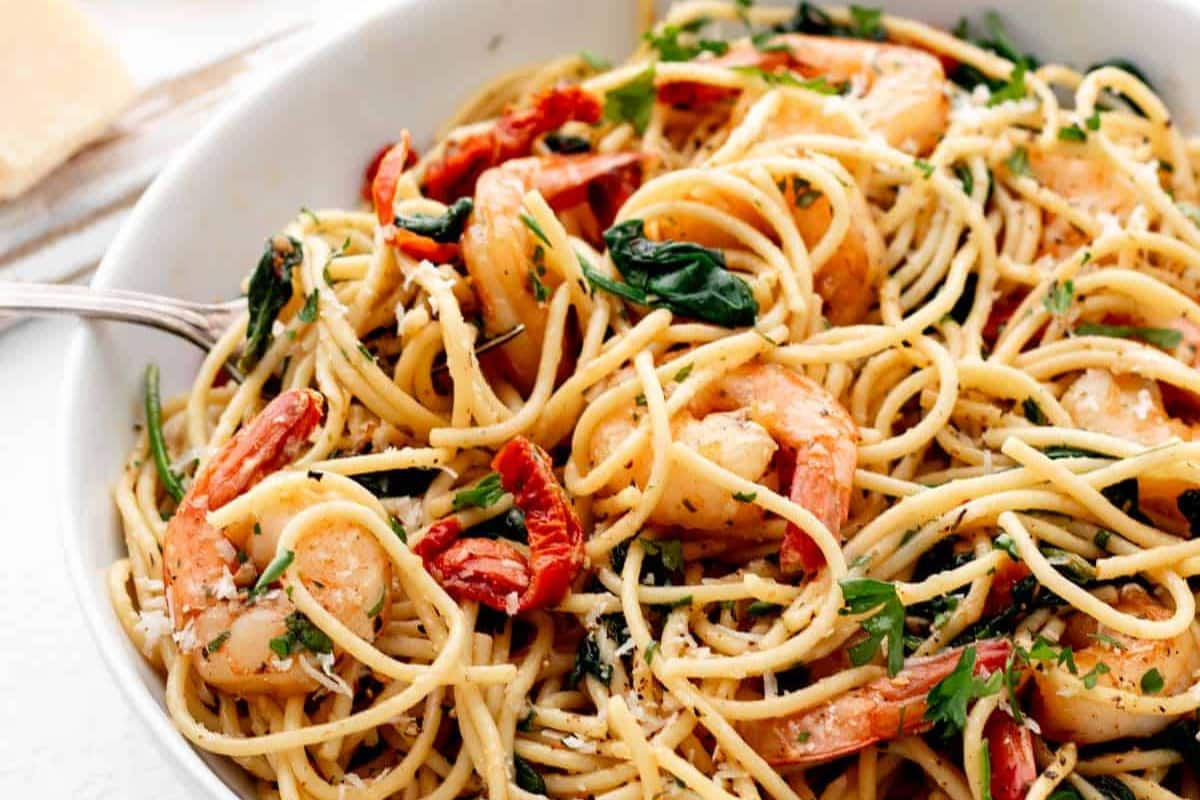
[57,2,412,796]
[56,0,1200,794]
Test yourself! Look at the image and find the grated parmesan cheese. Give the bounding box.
[1133,388,1155,421]
[136,610,172,653]
[561,733,597,754]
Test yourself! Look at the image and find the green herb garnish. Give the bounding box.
[395,197,473,243]
[452,472,506,511]
[839,578,906,675]
[143,363,186,503]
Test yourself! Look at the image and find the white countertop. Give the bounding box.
[0,1,383,795]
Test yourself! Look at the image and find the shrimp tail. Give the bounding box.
[165,389,324,623]
[423,85,602,202]
[189,389,324,512]
[744,639,1012,766]
[779,440,854,573]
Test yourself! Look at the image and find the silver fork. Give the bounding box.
[0,281,524,380]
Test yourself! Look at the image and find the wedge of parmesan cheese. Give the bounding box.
[0,0,135,200]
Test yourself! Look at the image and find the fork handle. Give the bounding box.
[0,282,217,350]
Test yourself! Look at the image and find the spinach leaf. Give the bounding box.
[544,132,591,154]
[513,755,546,795]
[567,634,612,686]
[1102,477,1149,523]
[1089,776,1135,800]
[394,197,473,243]
[1087,58,1153,117]
[950,12,1039,92]
[241,235,302,372]
[1177,489,1200,536]
[469,507,529,544]
[775,3,885,41]
[349,468,438,499]
[589,219,758,327]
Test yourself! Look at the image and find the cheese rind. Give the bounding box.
[0,0,136,200]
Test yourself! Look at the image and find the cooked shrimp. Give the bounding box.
[659,33,951,154]
[462,152,645,392]
[1061,369,1199,532]
[1031,584,1200,743]
[590,362,858,571]
[163,390,392,695]
[741,640,1011,766]
[1061,368,1193,447]
[649,171,885,325]
[1028,148,1138,257]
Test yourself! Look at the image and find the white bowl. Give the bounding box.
[59,0,1200,796]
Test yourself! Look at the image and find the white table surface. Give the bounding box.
[0,1,384,795]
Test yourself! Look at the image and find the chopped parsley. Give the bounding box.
[747,600,783,616]
[644,18,729,62]
[987,62,1029,107]
[269,611,334,658]
[390,515,408,543]
[1042,279,1074,315]
[1086,109,1102,130]
[452,472,506,511]
[731,66,847,95]
[529,268,550,302]
[298,290,319,323]
[1006,145,1032,177]
[674,363,693,381]
[520,213,552,247]
[644,641,661,664]
[1141,667,1165,694]
[923,645,1003,736]
[839,578,906,675]
[641,538,684,572]
[249,549,295,601]
[980,743,993,800]
[1058,124,1087,142]
[206,631,231,654]
[1081,661,1111,689]
[1074,322,1183,349]
[914,159,935,179]
[733,490,757,503]
[603,66,656,134]
[367,589,387,618]
[954,163,975,196]
[580,50,611,71]
[750,31,791,53]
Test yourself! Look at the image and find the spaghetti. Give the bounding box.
[110,3,1200,800]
